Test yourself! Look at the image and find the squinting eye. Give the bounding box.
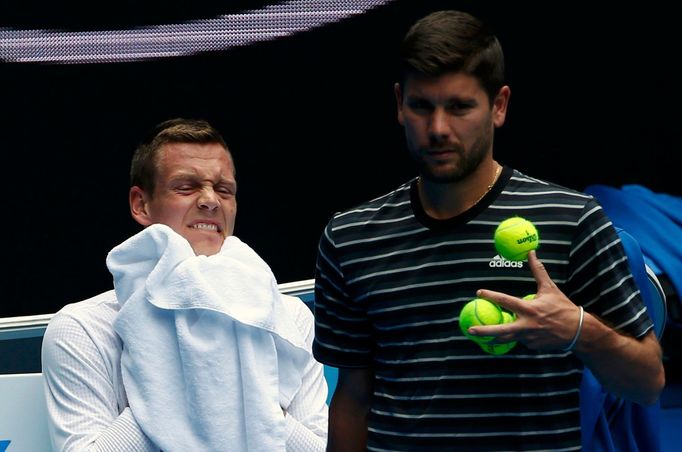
[216,186,235,196]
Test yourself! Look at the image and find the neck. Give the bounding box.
[418,160,501,220]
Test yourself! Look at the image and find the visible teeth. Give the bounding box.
[193,223,218,231]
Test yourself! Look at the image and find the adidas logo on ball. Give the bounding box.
[488,254,524,268]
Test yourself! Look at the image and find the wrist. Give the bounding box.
[562,305,584,352]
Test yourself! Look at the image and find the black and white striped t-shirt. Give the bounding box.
[313,166,653,451]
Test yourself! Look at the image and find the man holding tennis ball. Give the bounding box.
[313,9,665,452]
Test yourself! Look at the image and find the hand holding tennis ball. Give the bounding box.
[478,310,517,355]
[494,216,539,261]
[459,298,517,354]
[480,294,536,354]
[458,298,503,343]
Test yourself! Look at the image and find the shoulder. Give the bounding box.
[281,294,314,341]
[321,179,416,246]
[508,169,590,196]
[327,179,415,225]
[502,168,597,210]
[42,290,122,372]
[44,290,120,347]
[48,290,119,327]
[281,294,313,324]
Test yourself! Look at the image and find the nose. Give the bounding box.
[198,188,220,211]
[429,108,449,138]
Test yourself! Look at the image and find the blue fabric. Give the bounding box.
[323,365,338,406]
[580,226,664,452]
[581,388,661,452]
[616,228,666,338]
[584,184,682,299]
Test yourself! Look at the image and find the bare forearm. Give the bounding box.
[327,368,372,452]
[575,314,665,405]
[327,393,369,452]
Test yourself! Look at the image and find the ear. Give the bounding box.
[394,82,405,126]
[129,186,153,226]
[492,85,511,128]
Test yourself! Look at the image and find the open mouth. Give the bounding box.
[191,223,222,233]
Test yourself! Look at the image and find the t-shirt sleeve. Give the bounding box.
[567,198,654,339]
[312,219,374,368]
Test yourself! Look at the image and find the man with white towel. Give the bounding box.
[41,118,328,451]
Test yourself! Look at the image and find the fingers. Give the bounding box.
[469,253,578,350]
[477,251,548,310]
[527,250,555,292]
[469,252,566,347]
[468,322,518,343]
[475,289,530,316]
[466,293,525,342]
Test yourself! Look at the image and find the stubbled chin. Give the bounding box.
[420,164,465,184]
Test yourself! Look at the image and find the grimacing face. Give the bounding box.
[395,72,508,183]
[129,142,237,256]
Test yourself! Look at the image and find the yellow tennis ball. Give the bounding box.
[459,298,503,344]
[494,216,539,261]
[479,311,517,355]
[510,294,536,321]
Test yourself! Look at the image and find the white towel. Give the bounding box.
[107,224,309,452]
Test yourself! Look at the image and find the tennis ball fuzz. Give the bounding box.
[494,216,539,261]
[459,298,503,344]
[479,311,517,355]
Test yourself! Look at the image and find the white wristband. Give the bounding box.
[562,305,584,352]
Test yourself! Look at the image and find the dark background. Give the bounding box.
[2,0,679,317]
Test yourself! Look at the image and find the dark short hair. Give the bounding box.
[399,10,505,104]
[130,118,232,195]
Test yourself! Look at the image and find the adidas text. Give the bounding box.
[489,255,524,268]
